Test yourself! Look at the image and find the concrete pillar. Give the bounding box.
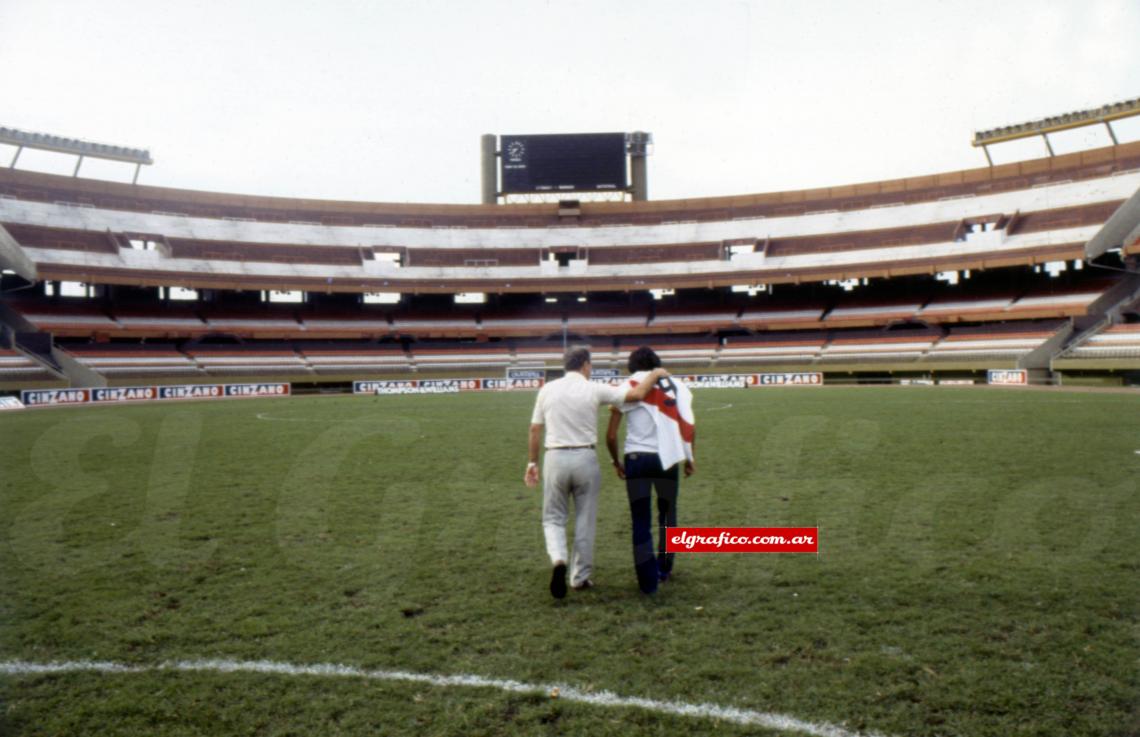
[630,154,648,201]
[627,131,652,202]
[480,134,498,204]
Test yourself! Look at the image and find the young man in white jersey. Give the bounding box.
[606,346,695,594]
[526,346,669,599]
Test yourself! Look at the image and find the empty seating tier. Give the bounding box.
[0,348,56,383]
[1059,323,1140,361]
[2,142,1137,293]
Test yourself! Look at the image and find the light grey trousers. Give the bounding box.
[542,448,601,587]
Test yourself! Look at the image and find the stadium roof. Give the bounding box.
[0,126,153,166]
[972,98,1140,148]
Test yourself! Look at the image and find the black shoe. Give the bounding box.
[572,580,595,591]
[550,563,567,599]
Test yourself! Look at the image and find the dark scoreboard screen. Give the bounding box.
[500,133,627,193]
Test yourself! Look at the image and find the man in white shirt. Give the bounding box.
[605,346,695,594]
[526,346,668,599]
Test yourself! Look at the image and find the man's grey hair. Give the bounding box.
[563,346,591,372]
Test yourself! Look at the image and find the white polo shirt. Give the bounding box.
[531,371,627,448]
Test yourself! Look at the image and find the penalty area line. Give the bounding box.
[0,658,891,737]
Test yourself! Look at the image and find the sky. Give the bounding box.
[1,0,1139,205]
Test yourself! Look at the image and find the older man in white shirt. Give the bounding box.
[525,346,668,599]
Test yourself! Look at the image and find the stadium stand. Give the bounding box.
[823,299,923,327]
[1,139,1137,389]
[714,322,1063,369]
[819,331,940,363]
[185,345,309,377]
[411,343,513,370]
[0,347,57,383]
[479,311,564,338]
[1056,323,1140,361]
[648,306,740,333]
[9,300,119,337]
[198,309,305,339]
[513,342,568,367]
[391,313,478,339]
[1071,323,1140,357]
[924,322,1063,361]
[111,304,210,338]
[299,343,410,375]
[737,305,826,331]
[1,141,1136,228]
[2,142,1138,295]
[718,334,827,365]
[63,344,202,378]
[915,293,1017,323]
[614,335,721,367]
[296,312,392,339]
[1003,281,1115,319]
[565,308,651,335]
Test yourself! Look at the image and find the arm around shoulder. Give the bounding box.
[622,367,669,403]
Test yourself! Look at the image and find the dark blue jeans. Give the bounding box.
[624,452,679,594]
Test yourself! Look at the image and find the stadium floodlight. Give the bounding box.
[971,98,1140,165]
[1,125,154,183]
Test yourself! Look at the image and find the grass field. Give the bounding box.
[1,387,1137,736]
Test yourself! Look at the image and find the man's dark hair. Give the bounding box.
[628,346,662,373]
[563,346,591,372]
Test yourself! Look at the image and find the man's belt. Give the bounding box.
[548,444,596,450]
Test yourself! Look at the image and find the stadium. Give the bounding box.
[1,4,1139,736]
[2,122,1139,392]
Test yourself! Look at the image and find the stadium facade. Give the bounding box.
[1,135,1138,393]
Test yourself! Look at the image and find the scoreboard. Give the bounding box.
[500,133,627,193]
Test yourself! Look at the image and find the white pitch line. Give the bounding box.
[703,403,735,411]
[254,412,378,423]
[255,412,335,422]
[0,658,890,737]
